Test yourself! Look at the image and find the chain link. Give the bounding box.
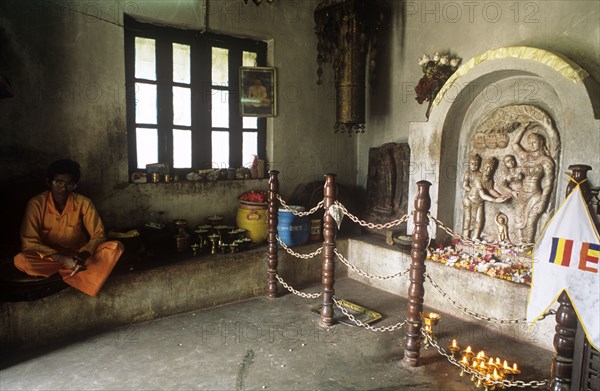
[334,201,410,230]
[424,273,526,324]
[334,248,410,280]
[276,194,324,217]
[275,274,321,299]
[425,273,556,325]
[332,296,408,332]
[537,309,557,322]
[276,235,322,259]
[428,214,535,252]
[422,330,549,388]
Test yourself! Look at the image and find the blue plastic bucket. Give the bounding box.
[277,206,310,247]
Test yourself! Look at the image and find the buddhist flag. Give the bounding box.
[527,185,600,350]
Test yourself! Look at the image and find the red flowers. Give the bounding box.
[238,190,268,204]
[415,70,448,104]
[415,52,461,105]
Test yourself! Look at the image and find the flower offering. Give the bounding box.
[238,190,268,205]
[427,241,531,285]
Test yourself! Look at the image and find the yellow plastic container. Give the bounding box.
[236,204,268,243]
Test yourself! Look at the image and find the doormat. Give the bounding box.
[311,299,382,326]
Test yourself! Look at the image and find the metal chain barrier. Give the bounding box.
[276,235,322,260]
[424,273,556,325]
[428,214,535,252]
[334,201,410,230]
[276,194,324,217]
[334,248,410,280]
[333,296,408,332]
[275,274,321,299]
[422,330,549,388]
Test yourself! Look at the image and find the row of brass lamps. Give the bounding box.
[421,312,522,390]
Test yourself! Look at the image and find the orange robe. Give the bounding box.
[14,191,123,297]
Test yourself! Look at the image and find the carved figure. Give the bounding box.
[500,155,524,198]
[462,155,509,240]
[369,147,396,215]
[511,122,555,244]
[495,212,510,243]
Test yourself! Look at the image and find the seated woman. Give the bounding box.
[13,159,123,297]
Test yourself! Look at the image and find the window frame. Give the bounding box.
[124,16,267,177]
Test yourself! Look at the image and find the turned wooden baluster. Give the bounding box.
[566,164,593,203]
[267,170,280,299]
[550,292,578,391]
[550,164,593,390]
[320,174,337,327]
[403,180,431,367]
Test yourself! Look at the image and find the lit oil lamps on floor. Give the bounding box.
[453,340,521,390]
[420,312,441,348]
[448,339,460,356]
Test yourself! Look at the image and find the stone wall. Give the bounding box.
[357,0,599,188]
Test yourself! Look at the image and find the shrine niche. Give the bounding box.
[364,143,410,234]
[461,105,560,244]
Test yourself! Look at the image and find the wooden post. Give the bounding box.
[566,164,593,206]
[403,180,431,367]
[550,292,578,391]
[267,170,280,299]
[320,174,337,327]
[549,164,592,390]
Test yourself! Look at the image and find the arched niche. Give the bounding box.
[408,47,600,238]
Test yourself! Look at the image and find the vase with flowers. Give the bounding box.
[415,51,461,119]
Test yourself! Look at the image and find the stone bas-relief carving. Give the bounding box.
[365,143,410,234]
[511,122,556,243]
[462,155,509,240]
[461,105,559,244]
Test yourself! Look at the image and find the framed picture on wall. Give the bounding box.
[239,67,277,117]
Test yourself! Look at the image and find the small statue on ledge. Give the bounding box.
[495,212,510,243]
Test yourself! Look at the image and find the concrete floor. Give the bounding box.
[0,278,553,391]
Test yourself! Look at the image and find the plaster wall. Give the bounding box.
[359,0,600,188]
[0,0,354,240]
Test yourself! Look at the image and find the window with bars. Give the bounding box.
[124,16,267,176]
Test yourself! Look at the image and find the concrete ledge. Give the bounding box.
[5,235,551,353]
[1,240,348,352]
[344,236,555,351]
